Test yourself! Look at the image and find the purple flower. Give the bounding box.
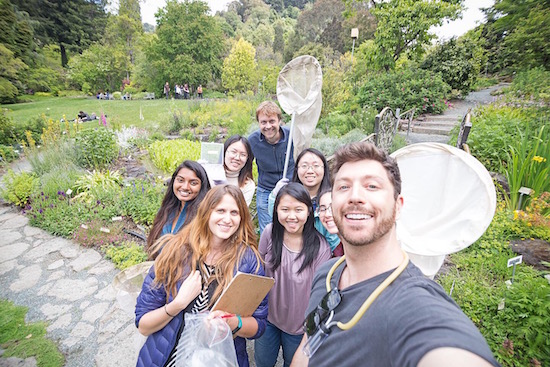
[39,209,43,214]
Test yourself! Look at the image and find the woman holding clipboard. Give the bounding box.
[135,185,267,367]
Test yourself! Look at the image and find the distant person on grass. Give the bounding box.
[197,84,203,98]
[290,142,499,367]
[249,101,294,235]
[146,161,211,260]
[164,81,170,99]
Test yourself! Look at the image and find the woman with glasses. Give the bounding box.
[269,148,340,253]
[224,135,256,207]
[136,185,267,367]
[316,189,344,257]
[255,183,331,367]
[146,160,211,260]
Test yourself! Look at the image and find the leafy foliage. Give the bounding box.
[120,179,163,226]
[222,39,257,94]
[450,105,548,173]
[421,32,486,94]
[507,68,550,102]
[104,241,148,270]
[72,218,131,248]
[1,170,39,207]
[73,170,123,203]
[74,127,119,169]
[356,68,451,115]
[438,199,550,366]
[148,139,201,174]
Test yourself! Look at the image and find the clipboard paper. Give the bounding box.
[212,272,274,317]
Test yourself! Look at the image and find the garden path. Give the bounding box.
[401,83,508,145]
[0,203,137,367]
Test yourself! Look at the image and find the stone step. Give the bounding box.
[419,114,462,122]
[411,124,454,135]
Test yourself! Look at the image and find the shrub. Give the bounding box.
[27,140,79,176]
[74,127,119,169]
[312,129,369,158]
[72,219,131,248]
[503,126,549,210]
[509,67,550,101]
[0,144,19,165]
[1,170,39,207]
[421,37,483,94]
[148,139,201,174]
[104,241,148,270]
[72,170,123,203]
[120,179,163,226]
[356,68,451,115]
[449,105,547,173]
[39,165,83,198]
[0,111,18,145]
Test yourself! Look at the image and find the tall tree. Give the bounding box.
[12,0,107,67]
[222,38,257,94]
[143,0,226,91]
[344,0,464,70]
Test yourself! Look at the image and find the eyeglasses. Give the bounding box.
[227,149,248,160]
[304,287,341,337]
[298,163,324,171]
[316,205,332,216]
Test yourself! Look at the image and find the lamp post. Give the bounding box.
[351,28,359,93]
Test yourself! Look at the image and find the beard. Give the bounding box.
[334,204,397,247]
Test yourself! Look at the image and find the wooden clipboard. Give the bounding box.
[211,272,274,317]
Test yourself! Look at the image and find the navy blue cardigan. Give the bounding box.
[135,247,268,367]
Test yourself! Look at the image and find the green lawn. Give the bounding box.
[0,299,64,367]
[3,96,212,129]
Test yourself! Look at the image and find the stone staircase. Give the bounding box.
[404,113,461,136]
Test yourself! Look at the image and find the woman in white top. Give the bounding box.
[224,135,256,207]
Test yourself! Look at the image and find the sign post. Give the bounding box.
[507,255,523,284]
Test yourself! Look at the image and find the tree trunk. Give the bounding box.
[60,43,68,67]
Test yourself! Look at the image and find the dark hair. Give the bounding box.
[331,142,401,199]
[223,135,254,187]
[146,160,211,257]
[271,183,321,273]
[292,148,331,206]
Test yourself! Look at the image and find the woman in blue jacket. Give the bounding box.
[146,160,211,259]
[135,185,267,367]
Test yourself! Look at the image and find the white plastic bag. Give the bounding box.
[175,312,238,367]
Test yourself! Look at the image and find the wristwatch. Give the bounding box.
[232,314,242,335]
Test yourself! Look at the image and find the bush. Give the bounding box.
[148,139,201,174]
[421,37,483,94]
[0,110,17,145]
[72,170,123,203]
[449,105,548,172]
[72,218,131,248]
[438,199,550,366]
[104,241,148,270]
[120,179,163,226]
[509,68,550,101]
[27,140,79,176]
[356,68,451,115]
[1,170,39,207]
[312,129,369,158]
[0,144,19,165]
[74,127,119,169]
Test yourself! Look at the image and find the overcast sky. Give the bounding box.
[138,0,494,40]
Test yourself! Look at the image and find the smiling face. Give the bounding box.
[318,191,338,235]
[224,140,248,173]
[208,194,241,245]
[258,112,281,144]
[276,194,309,235]
[173,167,202,204]
[332,159,402,248]
[297,152,325,193]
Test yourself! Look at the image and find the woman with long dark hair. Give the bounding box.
[146,160,211,259]
[136,185,267,367]
[223,135,256,207]
[255,183,330,367]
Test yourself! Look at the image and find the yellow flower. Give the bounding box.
[513,210,519,220]
[532,155,547,163]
